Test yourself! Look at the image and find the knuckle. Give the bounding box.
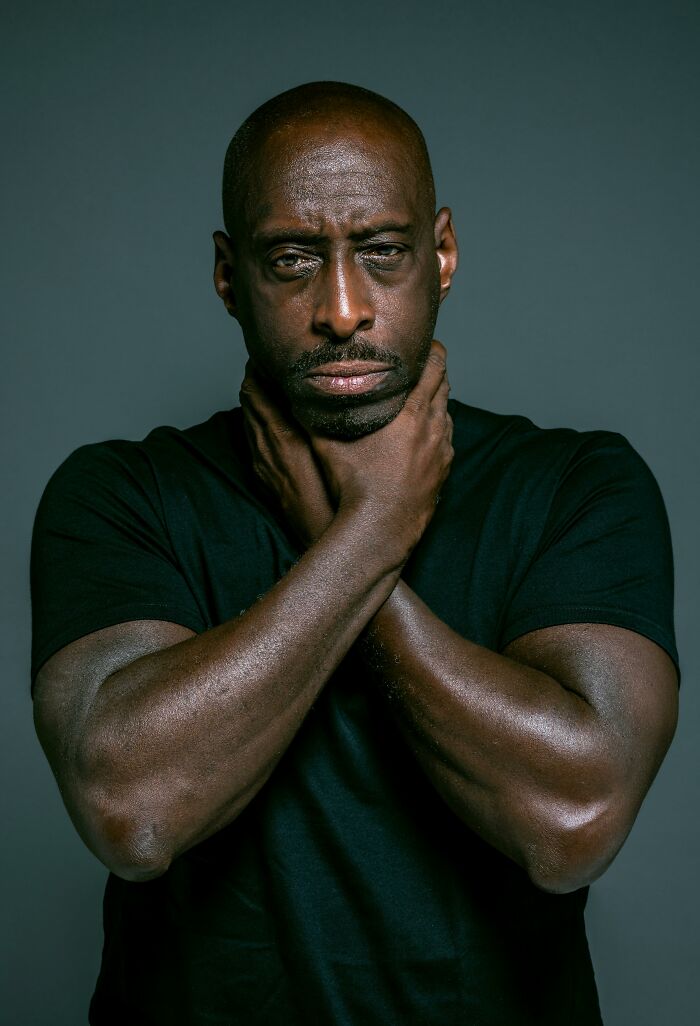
[404,395,426,414]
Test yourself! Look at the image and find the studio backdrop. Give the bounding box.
[2,2,698,1024]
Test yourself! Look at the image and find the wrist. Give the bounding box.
[332,499,419,573]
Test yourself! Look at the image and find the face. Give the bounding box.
[215,118,458,439]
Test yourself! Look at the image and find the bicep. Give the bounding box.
[503,622,678,799]
[33,619,196,774]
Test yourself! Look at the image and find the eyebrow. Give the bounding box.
[253,222,414,248]
[350,222,414,242]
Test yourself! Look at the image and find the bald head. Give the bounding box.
[222,81,435,237]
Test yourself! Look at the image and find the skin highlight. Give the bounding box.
[33,83,677,896]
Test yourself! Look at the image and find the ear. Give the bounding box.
[213,230,238,318]
[434,208,458,303]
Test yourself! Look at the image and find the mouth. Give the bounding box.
[304,361,394,396]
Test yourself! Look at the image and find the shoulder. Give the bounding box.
[448,403,679,675]
[37,408,246,507]
[447,398,660,498]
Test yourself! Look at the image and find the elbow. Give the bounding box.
[74,777,174,882]
[524,798,629,895]
[70,739,176,882]
[101,822,173,882]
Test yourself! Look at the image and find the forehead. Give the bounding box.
[244,122,425,235]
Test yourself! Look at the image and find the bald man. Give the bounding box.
[31,82,678,1025]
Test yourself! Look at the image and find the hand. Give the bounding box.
[239,365,334,548]
[311,340,454,561]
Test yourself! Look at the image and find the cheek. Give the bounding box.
[394,249,440,316]
[234,265,305,358]
[240,294,304,369]
[386,272,439,340]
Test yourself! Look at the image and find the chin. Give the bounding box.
[293,392,408,440]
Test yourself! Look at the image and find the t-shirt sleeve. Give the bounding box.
[30,441,206,688]
[498,432,679,677]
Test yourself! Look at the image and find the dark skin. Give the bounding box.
[33,109,678,893]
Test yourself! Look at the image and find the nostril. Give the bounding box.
[312,263,375,338]
[314,309,374,339]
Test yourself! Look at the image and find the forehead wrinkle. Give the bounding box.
[252,216,415,248]
[251,201,417,239]
[255,191,410,220]
[260,169,404,208]
[248,176,421,239]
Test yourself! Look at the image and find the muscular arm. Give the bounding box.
[35,524,401,881]
[33,347,452,882]
[357,582,678,893]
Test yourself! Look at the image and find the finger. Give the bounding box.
[239,373,262,415]
[239,373,299,438]
[239,381,265,425]
[411,339,448,407]
[239,366,269,409]
[241,407,271,485]
[241,362,277,404]
[428,373,451,419]
[435,373,450,401]
[244,397,301,453]
[241,405,261,454]
[239,393,271,451]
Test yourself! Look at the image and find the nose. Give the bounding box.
[312,258,375,339]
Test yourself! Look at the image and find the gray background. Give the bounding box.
[2,1,698,1022]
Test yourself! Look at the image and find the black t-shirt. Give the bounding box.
[31,399,678,1026]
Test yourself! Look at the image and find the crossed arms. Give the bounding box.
[33,344,678,892]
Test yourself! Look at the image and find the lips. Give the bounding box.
[305,361,394,396]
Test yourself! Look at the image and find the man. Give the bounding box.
[31,82,679,1025]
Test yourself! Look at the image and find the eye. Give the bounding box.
[273,253,303,267]
[363,243,406,267]
[269,250,319,278]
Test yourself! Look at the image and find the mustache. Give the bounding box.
[289,337,402,377]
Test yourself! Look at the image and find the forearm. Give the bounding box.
[76,511,404,878]
[359,581,624,892]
